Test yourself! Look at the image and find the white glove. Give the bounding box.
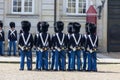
[73,47,76,51]
[8,39,10,42]
[21,47,24,51]
[57,48,61,52]
[40,48,43,52]
[89,49,93,53]
[70,46,73,49]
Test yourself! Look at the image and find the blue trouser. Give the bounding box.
[42,51,48,70]
[87,52,97,71]
[8,41,16,56]
[59,50,66,70]
[0,41,3,56]
[70,50,75,70]
[73,50,82,70]
[68,51,71,70]
[35,51,39,69]
[83,50,88,70]
[20,50,32,70]
[53,50,59,70]
[37,51,43,70]
[51,51,55,70]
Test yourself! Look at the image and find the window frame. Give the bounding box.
[65,0,89,15]
[11,0,34,14]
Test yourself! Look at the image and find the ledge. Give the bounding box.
[6,14,40,18]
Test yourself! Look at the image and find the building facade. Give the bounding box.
[0,0,118,53]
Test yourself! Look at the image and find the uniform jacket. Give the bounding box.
[8,29,17,41]
[18,33,33,49]
[0,30,5,41]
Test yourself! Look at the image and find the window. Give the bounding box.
[66,0,88,15]
[12,0,34,14]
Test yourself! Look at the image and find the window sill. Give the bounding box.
[6,14,39,18]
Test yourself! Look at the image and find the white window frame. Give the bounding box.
[11,0,34,14]
[65,0,89,15]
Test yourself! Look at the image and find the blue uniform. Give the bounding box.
[69,33,84,71]
[34,33,39,70]
[52,32,67,71]
[18,33,33,70]
[37,33,51,70]
[0,30,5,56]
[82,34,88,71]
[8,29,17,56]
[67,33,72,70]
[51,34,56,70]
[87,34,98,71]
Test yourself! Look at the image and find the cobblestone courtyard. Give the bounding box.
[0,63,120,80]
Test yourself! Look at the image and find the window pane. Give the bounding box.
[79,3,82,7]
[13,0,17,6]
[29,2,32,6]
[71,9,76,13]
[29,7,32,12]
[79,0,82,2]
[13,7,18,12]
[18,7,21,12]
[72,0,76,2]
[25,2,29,6]
[18,2,21,6]
[24,7,29,12]
[72,3,75,7]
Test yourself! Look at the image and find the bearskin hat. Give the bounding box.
[89,23,96,34]
[54,21,64,32]
[0,21,3,28]
[37,21,42,33]
[85,22,90,34]
[54,26,58,33]
[67,22,73,34]
[41,21,49,33]
[21,21,31,32]
[73,22,81,33]
[9,22,15,28]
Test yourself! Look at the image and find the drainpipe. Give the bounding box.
[54,0,57,23]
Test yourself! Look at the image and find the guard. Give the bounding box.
[67,22,73,71]
[69,22,84,71]
[36,21,51,71]
[52,21,67,71]
[51,25,58,70]
[8,22,17,56]
[18,21,33,70]
[0,21,5,56]
[34,22,42,70]
[82,22,91,71]
[87,23,98,72]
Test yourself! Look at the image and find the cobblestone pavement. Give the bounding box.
[0,63,120,80]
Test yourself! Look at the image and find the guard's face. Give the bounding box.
[11,27,15,31]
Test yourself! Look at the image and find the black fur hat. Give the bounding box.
[37,21,42,33]
[41,21,49,33]
[89,23,96,34]
[0,21,3,28]
[9,22,15,28]
[54,26,58,33]
[54,21,64,32]
[73,22,81,33]
[67,22,73,34]
[21,21,31,32]
[85,22,90,34]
